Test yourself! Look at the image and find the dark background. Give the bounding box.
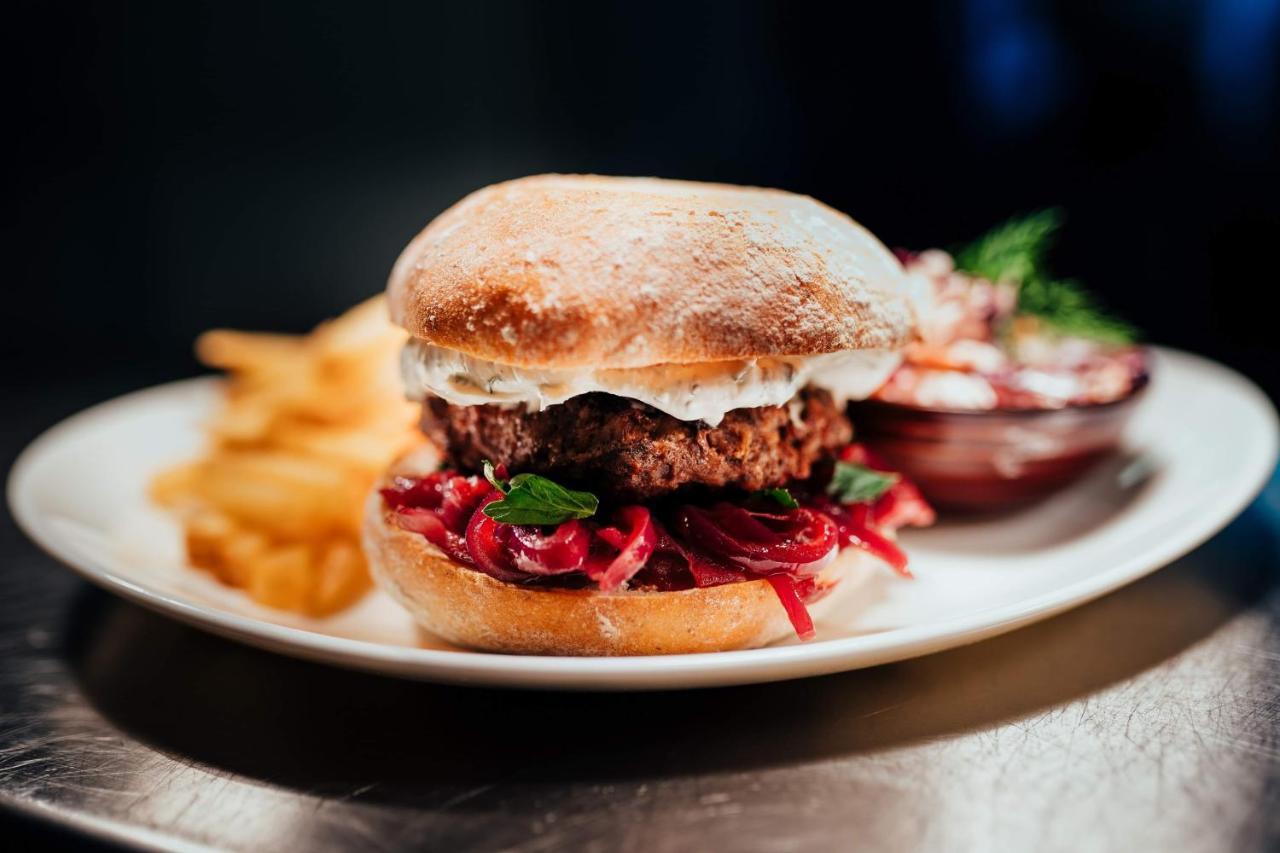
[4,0,1279,401]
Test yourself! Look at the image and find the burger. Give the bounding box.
[363,175,935,655]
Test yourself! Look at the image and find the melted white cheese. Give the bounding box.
[401,341,900,426]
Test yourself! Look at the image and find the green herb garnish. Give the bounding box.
[828,462,898,505]
[954,208,1062,286]
[1016,276,1137,344]
[480,459,598,525]
[482,459,506,492]
[954,209,1136,344]
[754,487,800,509]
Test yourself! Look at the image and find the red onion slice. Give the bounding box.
[380,472,448,510]
[394,507,473,566]
[765,574,815,641]
[464,492,528,583]
[676,505,838,565]
[437,475,491,530]
[842,524,910,578]
[509,520,591,576]
[685,556,746,588]
[731,544,838,577]
[872,480,936,529]
[645,521,743,589]
[589,507,657,592]
[833,503,911,578]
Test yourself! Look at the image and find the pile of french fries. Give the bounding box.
[151,296,421,616]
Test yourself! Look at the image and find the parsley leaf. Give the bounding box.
[481,467,598,525]
[828,462,898,504]
[754,487,799,509]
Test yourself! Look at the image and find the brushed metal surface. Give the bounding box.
[1,396,1278,852]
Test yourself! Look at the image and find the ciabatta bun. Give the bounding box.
[388,174,914,370]
[362,486,877,656]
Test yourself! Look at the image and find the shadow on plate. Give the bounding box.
[60,496,1278,809]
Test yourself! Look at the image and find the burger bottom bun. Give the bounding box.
[362,486,881,656]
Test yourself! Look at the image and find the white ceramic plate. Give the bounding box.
[7,348,1277,690]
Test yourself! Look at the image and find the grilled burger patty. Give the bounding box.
[420,387,852,503]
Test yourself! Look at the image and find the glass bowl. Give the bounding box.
[849,380,1149,512]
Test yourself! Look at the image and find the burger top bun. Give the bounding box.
[388,174,915,370]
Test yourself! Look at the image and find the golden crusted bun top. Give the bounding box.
[388,174,915,369]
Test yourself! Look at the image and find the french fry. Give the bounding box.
[187,456,354,539]
[313,539,372,615]
[196,330,310,373]
[204,397,277,444]
[244,544,313,611]
[264,420,420,471]
[185,510,237,578]
[150,462,201,507]
[153,295,418,617]
[219,529,271,588]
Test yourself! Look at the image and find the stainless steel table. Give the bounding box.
[2,380,1278,852]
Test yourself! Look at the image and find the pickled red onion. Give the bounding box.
[465,492,526,583]
[509,520,591,575]
[764,574,816,641]
[383,446,934,641]
[394,507,472,566]
[588,506,657,592]
[675,505,838,566]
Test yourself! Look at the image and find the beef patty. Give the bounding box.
[420,387,852,503]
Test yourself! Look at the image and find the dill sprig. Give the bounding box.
[954,208,1062,287]
[953,210,1137,344]
[1017,277,1137,344]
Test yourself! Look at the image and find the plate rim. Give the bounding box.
[7,348,1278,690]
